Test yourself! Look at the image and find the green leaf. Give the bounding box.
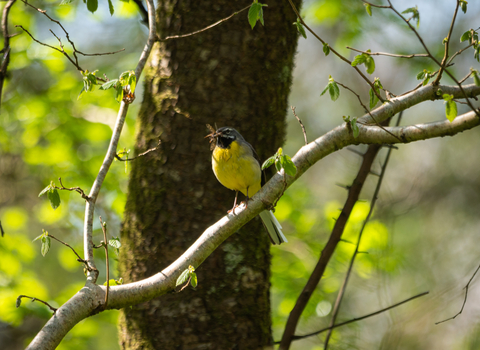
[248,2,262,29]
[323,43,330,56]
[422,75,430,86]
[471,69,480,86]
[351,54,367,67]
[115,86,124,103]
[176,269,190,287]
[445,99,457,122]
[320,84,329,96]
[38,184,52,197]
[190,272,198,288]
[351,118,360,138]
[416,70,426,80]
[460,0,467,14]
[129,75,137,93]
[281,155,297,177]
[402,6,420,28]
[460,30,472,43]
[108,237,121,249]
[47,189,61,210]
[328,80,340,101]
[364,3,372,16]
[60,0,74,4]
[293,19,307,39]
[41,235,51,257]
[100,79,118,90]
[33,232,45,242]
[77,86,86,100]
[86,0,98,13]
[275,159,282,173]
[262,155,276,170]
[108,0,114,15]
[369,88,379,109]
[16,296,22,308]
[258,6,265,26]
[104,278,123,286]
[442,93,453,101]
[365,56,375,74]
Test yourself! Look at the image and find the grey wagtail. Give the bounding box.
[206,126,287,245]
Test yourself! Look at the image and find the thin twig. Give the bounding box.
[336,81,402,142]
[115,140,161,162]
[17,295,57,314]
[433,1,460,85]
[99,217,110,309]
[48,234,95,272]
[0,220,4,237]
[324,113,403,348]
[56,177,89,201]
[285,0,384,103]
[159,5,251,41]
[436,262,480,324]
[275,291,429,343]
[346,47,429,59]
[291,106,308,145]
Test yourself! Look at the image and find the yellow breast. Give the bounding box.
[212,141,261,197]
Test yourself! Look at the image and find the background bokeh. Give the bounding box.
[1,0,480,349]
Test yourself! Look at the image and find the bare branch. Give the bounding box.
[0,0,16,107]
[279,291,429,343]
[56,177,89,201]
[17,295,57,314]
[347,47,429,58]
[436,262,480,324]
[291,106,308,145]
[115,140,161,162]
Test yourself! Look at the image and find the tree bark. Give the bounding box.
[118,1,300,349]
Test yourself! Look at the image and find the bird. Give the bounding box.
[206,126,288,245]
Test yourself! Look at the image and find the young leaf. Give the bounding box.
[351,54,367,67]
[364,3,372,16]
[190,273,198,288]
[416,70,426,80]
[176,269,190,287]
[262,155,276,170]
[460,0,467,14]
[293,19,307,39]
[38,184,52,197]
[328,80,340,101]
[47,189,61,210]
[41,235,51,257]
[100,79,118,90]
[402,6,420,28]
[16,296,22,308]
[109,237,121,249]
[33,232,45,242]
[445,100,457,122]
[351,118,360,138]
[129,75,137,93]
[471,69,480,86]
[323,43,330,56]
[86,0,98,13]
[280,155,297,176]
[116,86,124,102]
[460,30,472,43]
[108,0,114,15]
[369,88,379,109]
[248,2,262,29]
[320,85,329,97]
[365,56,375,74]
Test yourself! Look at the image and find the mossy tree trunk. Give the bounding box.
[118,0,300,348]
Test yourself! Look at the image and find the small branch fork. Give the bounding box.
[436,262,480,324]
[55,177,89,201]
[16,295,57,314]
[115,139,161,162]
[48,234,97,275]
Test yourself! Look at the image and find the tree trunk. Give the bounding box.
[118,0,300,348]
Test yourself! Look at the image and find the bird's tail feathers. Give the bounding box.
[259,210,288,245]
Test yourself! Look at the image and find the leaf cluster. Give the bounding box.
[248,1,267,29]
[351,50,375,75]
[38,182,61,210]
[262,148,297,177]
[176,265,198,290]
